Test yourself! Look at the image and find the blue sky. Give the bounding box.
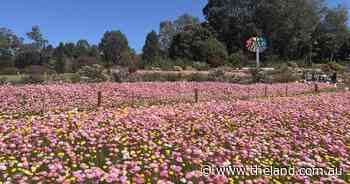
[0,0,348,52]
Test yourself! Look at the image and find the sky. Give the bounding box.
[0,0,348,52]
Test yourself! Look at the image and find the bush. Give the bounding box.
[0,67,19,75]
[287,61,299,68]
[270,64,301,83]
[320,62,345,73]
[249,68,267,83]
[192,62,210,71]
[110,66,129,82]
[63,73,81,83]
[186,73,209,81]
[78,64,110,83]
[226,52,245,68]
[23,65,52,75]
[208,68,226,81]
[20,74,45,84]
[0,77,8,85]
[195,38,228,67]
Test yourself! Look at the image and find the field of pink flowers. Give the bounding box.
[0,88,349,183]
[0,82,333,114]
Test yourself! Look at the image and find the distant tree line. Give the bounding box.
[0,0,349,75]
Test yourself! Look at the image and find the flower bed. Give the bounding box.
[0,92,349,183]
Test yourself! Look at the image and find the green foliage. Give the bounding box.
[191,62,210,71]
[170,24,213,60]
[78,64,110,83]
[270,64,301,83]
[208,68,226,81]
[99,30,129,65]
[159,14,200,53]
[320,62,345,72]
[249,68,267,83]
[49,59,66,74]
[15,46,41,69]
[26,26,48,51]
[226,53,244,68]
[169,24,227,67]
[314,6,349,61]
[142,31,161,63]
[203,0,325,59]
[20,74,45,84]
[0,67,18,75]
[0,27,22,61]
[0,76,7,85]
[196,38,228,67]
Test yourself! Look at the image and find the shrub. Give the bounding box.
[320,62,345,73]
[20,74,45,84]
[208,68,226,81]
[196,38,228,67]
[287,61,299,68]
[64,73,81,83]
[173,66,183,71]
[0,67,19,75]
[187,73,209,81]
[249,68,267,83]
[271,64,301,83]
[0,77,8,85]
[78,64,110,83]
[226,52,245,68]
[23,65,53,75]
[110,66,129,82]
[192,62,210,71]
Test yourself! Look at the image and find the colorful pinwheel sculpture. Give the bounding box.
[246,37,267,68]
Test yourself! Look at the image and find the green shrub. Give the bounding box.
[20,74,45,84]
[63,73,81,83]
[192,62,210,71]
[249,68,267,83]
[186,73,209,81]
[0,76,8,85]
[208,68,226,81]
[226,53,242,68]
[270,64,300,83]
[0,67,19,75]
[110,66,129,82]
[78,64,110,83]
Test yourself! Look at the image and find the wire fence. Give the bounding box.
[0,82,341,116]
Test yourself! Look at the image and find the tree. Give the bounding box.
[142,31,161,63]
[195,38,228,67]
[174,13,200,32]
[159,14,200,53]
[314,5,349,61]
[15,45,41,69]
[0,27,22,64]
[26,26,48,51]
[99,30,129,65]
[159,21,176,53]
[169,24,227,66]
[203,0,325,59]
[76,39,90,57]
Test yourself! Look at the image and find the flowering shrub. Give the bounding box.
[0,82,333,115]
[0,92,349,183]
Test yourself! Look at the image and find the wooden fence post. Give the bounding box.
[97,91,102,107]
[247,88,250,99]
[194,88,199,103]
[285,85,288,97]
[314,83,319,94]
[42,93,46,114]
[264,86,268,97]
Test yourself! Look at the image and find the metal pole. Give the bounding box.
[256,47,260,68]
